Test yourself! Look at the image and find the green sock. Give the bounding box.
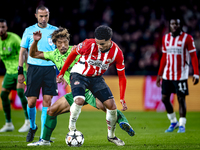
[17,88,28,119]
[117,109,129,124]
[42,114,57,141]
[1,91,11,122]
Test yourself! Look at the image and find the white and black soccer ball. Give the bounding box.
[65,130,84,147]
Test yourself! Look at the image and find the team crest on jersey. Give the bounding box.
[48,38,54,46]
[74,81,80,85]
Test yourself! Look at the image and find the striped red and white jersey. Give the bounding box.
[71,39,125,77]
[162,32,196,80]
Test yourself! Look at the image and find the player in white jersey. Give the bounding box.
[57,25,127,146]
[156,17,199,133]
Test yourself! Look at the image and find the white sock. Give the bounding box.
[167,112,177,123]
[106,109,117,138]
[179,117,186,127]
[69,102,83,131]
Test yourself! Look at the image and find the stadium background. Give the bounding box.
[0,0,200,111]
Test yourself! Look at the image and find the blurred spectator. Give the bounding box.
[1,0,200,75]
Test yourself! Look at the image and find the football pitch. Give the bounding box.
[0,110,200,150]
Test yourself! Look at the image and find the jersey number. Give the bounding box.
[178,82,187,92]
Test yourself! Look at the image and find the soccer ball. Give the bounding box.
[65,130,84,147]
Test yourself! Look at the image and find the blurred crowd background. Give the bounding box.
[1,0,200,75]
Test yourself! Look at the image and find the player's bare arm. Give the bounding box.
[156,75,162,87]
[29,31,45,59]
[192,75,199,85]
[18,47,27,84]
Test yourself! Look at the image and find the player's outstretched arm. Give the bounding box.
[29,31,45,59]
[57,49,79,78]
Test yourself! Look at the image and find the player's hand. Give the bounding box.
[56,75,64,84]
[71,45,77,52]
[18,74,25,84]
[33,31,42,42]
[120,99,127,111]
[156,75,162,87]
[193,75,199,85]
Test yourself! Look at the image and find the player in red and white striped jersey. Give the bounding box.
[57,25,128,146]
[156,17,199,133]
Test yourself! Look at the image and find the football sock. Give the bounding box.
[167,112,177,123]
[69,102,82,131]
[116,109,128,124]
[0,91,11,122]
[106,109,117,138]
[27,105,37,130]
[42,114,57,141]
[179,117,186,127]
[40,107,48,139]
[17,88,28,119]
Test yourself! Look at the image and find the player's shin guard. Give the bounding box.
[179,117,186,128]
[69,102,82,131]
[1,91,11,122]
[106,109,117,138]
[42,114,57,141]
[17,88,28,119]
[167,112,177,123]
[40,107,48,139]
[27,105,37,130]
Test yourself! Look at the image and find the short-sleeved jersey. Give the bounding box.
[162,32,196,80]
[43,46,80,84]
[0,32,26,74]
[71,39,125,77]
[21,23,58,66]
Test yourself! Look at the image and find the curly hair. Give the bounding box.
[94,25,112,41]
[51,27,70,43]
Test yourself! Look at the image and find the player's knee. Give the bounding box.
[104,98,117,110]
[47,106,55,116]
[0,91,9,101]
[27,98,37,108]
[161,95,170,104]
[74,97,85,105]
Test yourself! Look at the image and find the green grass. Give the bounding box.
[0,110,200,150]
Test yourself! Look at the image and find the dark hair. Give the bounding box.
[36,5,49,14]
[169,16,183,30]
[94,25,112,41]
[51,27,70,43]
[0,18,7,24]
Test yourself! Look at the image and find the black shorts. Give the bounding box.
[70,73,114,103]
[25,64,58,98]
[162,79,189,96]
